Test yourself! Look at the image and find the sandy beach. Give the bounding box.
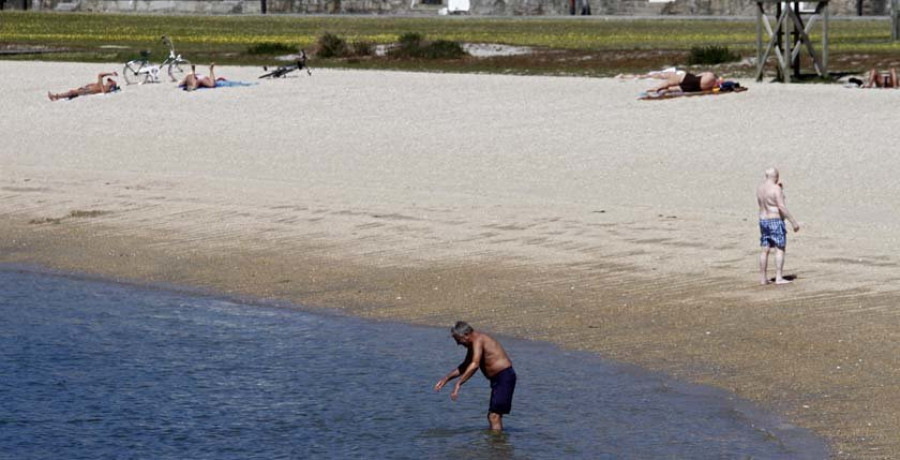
[4,60,900,457]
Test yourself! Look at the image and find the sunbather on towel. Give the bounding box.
[863,68,898,88]
[179,63,222,91]
[48,71,119,101]
[646,71,723,96]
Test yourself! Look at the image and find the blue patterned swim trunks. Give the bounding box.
[759,218,786,249]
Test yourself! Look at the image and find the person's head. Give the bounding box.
[105,78,118,91]
[451,321,474,345]
[765,167,780,182]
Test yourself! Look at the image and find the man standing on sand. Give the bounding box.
[434,321,516,431]
[757,167,800,285]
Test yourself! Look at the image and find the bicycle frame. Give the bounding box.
[123,36,190,85]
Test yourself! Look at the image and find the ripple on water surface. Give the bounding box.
[0,266,827,459]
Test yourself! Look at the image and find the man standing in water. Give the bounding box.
[434,321,516,431]
[757,167,800,285]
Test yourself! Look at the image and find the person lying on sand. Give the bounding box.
[48,72,119,101]
[646,71,724,96]
[179,63,222,91]
[617,67,685,80]
[863,68,898,88]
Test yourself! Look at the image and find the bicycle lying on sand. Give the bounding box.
[123,35,191,85]
[259,50,312,79]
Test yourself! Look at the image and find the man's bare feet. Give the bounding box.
[760,279,770,285]
[775,278,792,285]
[48,92,57,101]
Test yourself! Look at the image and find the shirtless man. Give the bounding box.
[48,72,118,101]
[434,321,516,431]
[648,71,723,95]
[757,167,800,285]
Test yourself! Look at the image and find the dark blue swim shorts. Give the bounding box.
[489,367,517,415]
[759,218,786,249]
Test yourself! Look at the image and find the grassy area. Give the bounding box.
[2,11,900,76]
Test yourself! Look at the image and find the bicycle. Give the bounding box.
[123,35,191,85]
[259,50,312,79]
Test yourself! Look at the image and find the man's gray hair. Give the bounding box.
[451,321,473,337]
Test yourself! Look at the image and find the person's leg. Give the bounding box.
[202,63,217,88]
[488,412,503,431]
[759,247,771,285]
[50,89,82,100]
[185,65,200,91]
[774,248,791,284]
[891,69,898,88]
[648,74,682,94]
[865,69,877,88]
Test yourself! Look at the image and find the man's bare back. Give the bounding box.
[756,168,800,285]
[756,168,799,230]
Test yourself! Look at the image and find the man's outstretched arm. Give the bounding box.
[434,366,461,392]
[449,344,482,401]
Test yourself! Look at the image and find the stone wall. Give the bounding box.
[2,0,883,16]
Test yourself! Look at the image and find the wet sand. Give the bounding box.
[4,60,900,458]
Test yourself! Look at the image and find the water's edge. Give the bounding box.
[2,262,829,457]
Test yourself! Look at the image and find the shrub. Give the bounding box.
[247,42,295,55]
[421,40,465,59]
[317,32,348,58]
[686,45,740,65]
[391,32,424,57]
[351,40,375,57]
[390,33,465,60]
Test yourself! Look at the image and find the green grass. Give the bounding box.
[2,11,900,76]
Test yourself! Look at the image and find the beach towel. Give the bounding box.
[213,80,257,88]
[639,86,747,101]
[187,80,258,91]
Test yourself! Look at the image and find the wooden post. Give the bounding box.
[757,4,764,79]
[823,2,829,70]
[893,0,900,41]
[792,2,801,79]
[783,4,791,82]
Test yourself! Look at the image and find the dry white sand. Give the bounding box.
[4,60,900,456]
[7,61,900,290]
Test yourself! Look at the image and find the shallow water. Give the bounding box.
[0,266,827,459]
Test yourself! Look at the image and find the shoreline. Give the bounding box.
[1,261,830,457]
[6,61,900,457]
[4,215,897,457]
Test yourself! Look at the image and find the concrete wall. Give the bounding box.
[1,0,880,16]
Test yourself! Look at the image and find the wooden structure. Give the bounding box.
[756,0,830,82]
[893,0,900,41]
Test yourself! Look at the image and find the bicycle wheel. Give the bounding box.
[167,59,191,82]
[123,61,148,85]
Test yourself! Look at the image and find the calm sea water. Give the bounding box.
[0,266,827,459]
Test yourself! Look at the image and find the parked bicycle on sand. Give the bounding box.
[123,35,191,85]
[259,50,312,79]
